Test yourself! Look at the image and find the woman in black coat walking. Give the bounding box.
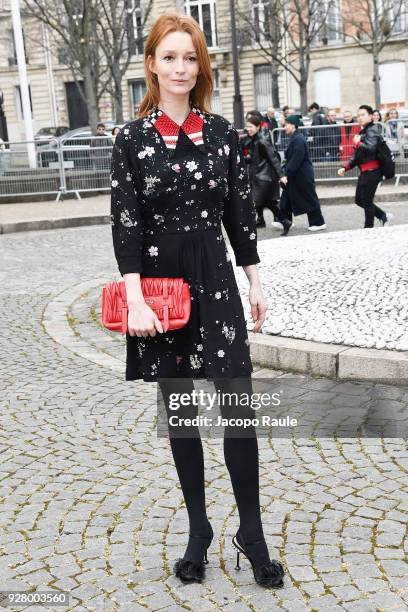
[280,115,326,232]
[245,114,291,232]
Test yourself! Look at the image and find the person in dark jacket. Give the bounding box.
[279,115,326,234]
[245,114,291,232]
[324,109,341,161]
[308,102,328,162]
[338,104,389,228]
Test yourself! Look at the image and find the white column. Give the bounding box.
[42,22,58,128]
[11,0,36,167]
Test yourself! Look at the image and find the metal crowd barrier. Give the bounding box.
[271,120,408,183]
[0,136,114,200]
[0,121,407,199]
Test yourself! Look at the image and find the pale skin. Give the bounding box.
[124,30,268,338]
[338,108,371,177]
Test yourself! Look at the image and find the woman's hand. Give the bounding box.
[249,283,268,333]
[338,167,346,177]
[353,134,361,146]
[280,175,288,186]
[127,300,164,337]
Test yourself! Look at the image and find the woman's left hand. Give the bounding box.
[249,283,268,333]
[280,175,288,185]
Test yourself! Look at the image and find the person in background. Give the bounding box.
[241,110,265,175]
[384,108,404,158]
[325,109,341,161]
[339,110,359,162]
[372,109,382,123]
[338,104,389,228]
[308,102,328,161]
[90,123,112,169]
[265,107,278,133]
[245,114,291,232]
[277,105,295,154]
[279,114,326,234]
[111,126,121,143]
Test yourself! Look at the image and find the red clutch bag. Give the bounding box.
[101,277,191,335]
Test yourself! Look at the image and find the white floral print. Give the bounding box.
[138,146,155,159]
[110,110,260,381]
[120,209,138,227]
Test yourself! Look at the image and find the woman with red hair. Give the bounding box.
[110,11,284,589]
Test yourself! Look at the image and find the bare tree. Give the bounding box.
[238,0,336,113]
[23,0,153,128]
[95,0,153,123]
[340,0,407,107]
[22,0,108,132]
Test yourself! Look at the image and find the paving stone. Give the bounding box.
[1,225,408,610]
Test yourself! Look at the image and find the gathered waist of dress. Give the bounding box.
[142,222,223,236]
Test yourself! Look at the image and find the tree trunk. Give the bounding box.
[112,63,124,123]
[372,50,381,108]
[82,64,99,133]
[271,61,280,108]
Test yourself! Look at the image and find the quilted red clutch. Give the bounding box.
[101,277,191,335]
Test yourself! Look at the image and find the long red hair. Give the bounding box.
[137,11,214,118]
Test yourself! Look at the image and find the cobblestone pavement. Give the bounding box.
[0,226,407,611]
[237,224,408,351]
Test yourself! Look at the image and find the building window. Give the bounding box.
[252,0,271,43]
[314,68,341,108]
[390,0,408,34]
[184,1,217,48]
[254,64,273,111]
[129,79,146,117]
[379,61,405,105]
[15,85,33,120]
[8,28,28,65]
[312,0,342,46]
[127,0,144,56]
[211,68,222,114]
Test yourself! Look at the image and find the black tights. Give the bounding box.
[158,377,268,562]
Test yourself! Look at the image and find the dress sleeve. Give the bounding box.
[222,125,260,267]
[110,125,144,276]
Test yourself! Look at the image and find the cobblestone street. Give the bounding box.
[1,226,407,611]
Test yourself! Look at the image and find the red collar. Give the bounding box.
[148,105,205,151]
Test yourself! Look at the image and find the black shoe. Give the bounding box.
[280,220,292,236]
[173,523,213,584]
[232,529,285,588]
[256,219,266,228]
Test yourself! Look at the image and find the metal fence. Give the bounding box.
[271,121,408,184]
[0,121,407,199]
[0,136,113,200]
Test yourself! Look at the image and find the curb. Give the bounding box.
[319,191,407,206]
[1,192,407,235]
[0,214,110,235]
[249,332,408,384]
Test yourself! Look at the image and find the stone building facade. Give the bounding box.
[0,0,407,141]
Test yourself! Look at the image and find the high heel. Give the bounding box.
[280,219,292,236]
[232,530,285,588]
[173,524,213,584]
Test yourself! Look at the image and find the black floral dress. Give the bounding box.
[110,105,260,381]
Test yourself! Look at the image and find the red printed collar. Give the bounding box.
[147,105,206,152]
